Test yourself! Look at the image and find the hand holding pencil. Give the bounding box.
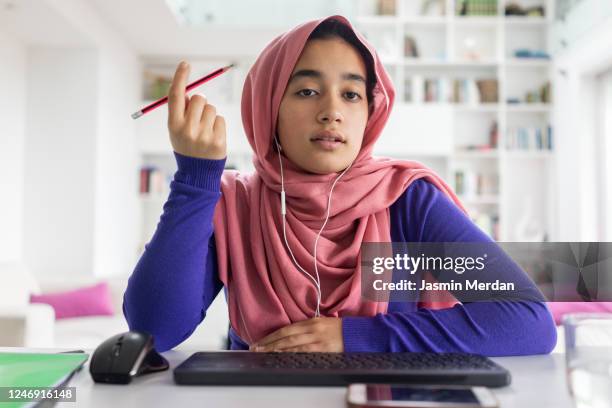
[166,61,227,160]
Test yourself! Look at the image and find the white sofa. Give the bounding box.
[0,262,55,348]
[39,274,231,351]
[0,262,230,351]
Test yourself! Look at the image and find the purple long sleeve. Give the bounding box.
[123,152,226,352]
[342,179,557,356]
[124,155,557,355]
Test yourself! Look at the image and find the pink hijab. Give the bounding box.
[212,15,464,344]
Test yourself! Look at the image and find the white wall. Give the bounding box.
[47,0,141,278]
[0,30,26,262]
[600,69,612,240]
[23,47,98,276]
[7,0,141,278]
[93,45,140,278]
[552,12,612,241]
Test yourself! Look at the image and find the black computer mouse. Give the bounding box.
[89,331,169,384]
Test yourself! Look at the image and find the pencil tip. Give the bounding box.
[225,63,235,70]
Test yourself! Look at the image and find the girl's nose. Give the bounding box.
[317,99,343,124]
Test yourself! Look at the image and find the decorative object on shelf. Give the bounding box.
[462,37,482,61]
[143,71,172,100]
[457,144,496,152]
[504,3,545,17]
[476,79,498,103]
[523,81,551,103]
[376,0,396,15]
[404,77,413,102]
[541,82,551,103]
[456,0,498,16]
[404,35,419,58]
[514,49,551,59]
[420,0,446,16]
[489,120,498,149]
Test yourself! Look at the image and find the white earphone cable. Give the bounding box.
[276,138,322,316]
[312,161,352,316]
[275,137,352,318]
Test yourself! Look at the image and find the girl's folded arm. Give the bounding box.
[342,179,556,355]
[123,152,226,352]
[343,301,556,355]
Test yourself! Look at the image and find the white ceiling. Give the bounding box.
[0,0,94,46]
[88,0,293,58]
[0,0,299,57]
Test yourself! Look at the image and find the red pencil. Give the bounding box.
[131,64,234,120]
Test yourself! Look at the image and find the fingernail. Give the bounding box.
[180,61,188,68]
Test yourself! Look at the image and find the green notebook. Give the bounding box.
[0,352,88,408]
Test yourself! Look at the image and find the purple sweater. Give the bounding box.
[123,152,557,354]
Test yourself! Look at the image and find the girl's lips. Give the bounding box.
[311,139,343,151]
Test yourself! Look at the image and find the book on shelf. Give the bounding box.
[451,79,481,104]
[424,78,451,103]
[506,126,553,151]
[457,0,498,16]
[408,77,495,104]
[455,170,499,197]
[376,0,396,15]
[139,166,169,195]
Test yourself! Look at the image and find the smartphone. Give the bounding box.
[346,383,499,408]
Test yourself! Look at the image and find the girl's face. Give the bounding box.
[276,37,369,175]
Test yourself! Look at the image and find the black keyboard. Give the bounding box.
[173,352,511,387]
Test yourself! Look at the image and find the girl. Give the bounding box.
[123,15,557,354]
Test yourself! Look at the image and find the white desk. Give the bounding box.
[1,348,575,408]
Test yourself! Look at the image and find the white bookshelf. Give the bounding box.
[355,0,555,241]
[135,0,556,248]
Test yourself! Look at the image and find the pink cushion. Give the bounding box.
[547,302,612,325]
[30,282,115,319]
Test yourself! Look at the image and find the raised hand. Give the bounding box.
[167,61,227,160]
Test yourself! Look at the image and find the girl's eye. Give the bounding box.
[345,91,362,101]
[297,89,318,97]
